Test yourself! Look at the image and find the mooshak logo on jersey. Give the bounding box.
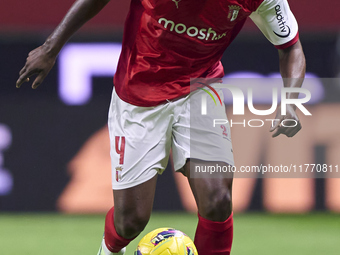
[158,18,227,41]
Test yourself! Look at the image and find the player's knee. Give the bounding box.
[115,212,150,239]
[200,188,232,221]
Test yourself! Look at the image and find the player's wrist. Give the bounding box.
[42,39,62,58]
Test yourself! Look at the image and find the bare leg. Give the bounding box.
[184,159,233,221]
[112,174,158,239]
[184,159,233,255]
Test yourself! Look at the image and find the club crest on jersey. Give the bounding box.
[115,166,123,182]
[228,5,242,22]
[172,0,181,9]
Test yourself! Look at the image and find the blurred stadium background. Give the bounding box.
[0,0,340,254]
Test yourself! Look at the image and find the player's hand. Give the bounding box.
[16,44,56,89]
[270,104,301,138]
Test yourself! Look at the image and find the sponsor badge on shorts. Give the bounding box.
[115,166,123,182]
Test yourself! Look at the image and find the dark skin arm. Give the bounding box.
[270,39,306,138]
[16,0,111,89]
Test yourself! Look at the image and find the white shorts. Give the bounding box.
[108,85,234,190]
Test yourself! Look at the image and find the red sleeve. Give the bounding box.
[275,32,299,49]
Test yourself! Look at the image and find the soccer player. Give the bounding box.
[16,0,305,254]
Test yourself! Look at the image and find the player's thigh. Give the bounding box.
[171,83,234,173]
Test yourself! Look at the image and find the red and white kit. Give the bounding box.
[109,0,299,189]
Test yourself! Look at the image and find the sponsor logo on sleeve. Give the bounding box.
[273,4,291,38]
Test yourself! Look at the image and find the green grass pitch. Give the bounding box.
[0,212,339,255]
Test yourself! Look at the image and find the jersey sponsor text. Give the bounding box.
[158,18,227,41]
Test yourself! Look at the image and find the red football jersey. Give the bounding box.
[114,0,298,106]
